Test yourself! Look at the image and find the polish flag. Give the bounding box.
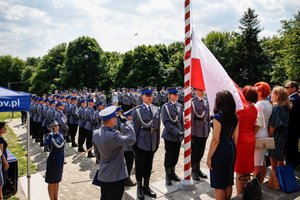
[191,32,247,111]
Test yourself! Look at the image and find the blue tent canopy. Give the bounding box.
[0,87,30,112]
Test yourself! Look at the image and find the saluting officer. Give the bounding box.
[132,86,161,199]
[55,102,69,139]
[161,87,184,186]
[93,106,136,200]
[69,97,79,147]
[191,87,210,181]
[84,98,96,157]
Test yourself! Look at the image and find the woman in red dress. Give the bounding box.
[235,86,258,195]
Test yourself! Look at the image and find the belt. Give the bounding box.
[141,127,158,133]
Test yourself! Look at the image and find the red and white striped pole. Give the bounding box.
[180,0,195,191]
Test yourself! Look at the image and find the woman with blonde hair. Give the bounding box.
[268,86,290,190]
[253,82,273,183]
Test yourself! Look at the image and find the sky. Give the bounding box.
[0,0,299,59]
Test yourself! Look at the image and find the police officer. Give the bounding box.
[55,102,69,139]
[93,106,136,200]
[69,97,79,147]
[132,86,161,199]
[41,98,50,146]
[191,88,210,181]
[37,98,45,143]
[84,98,96,157]
[94,101,104,130]
[78,100,87,152]
[47,100,56,125]
[159,87,167,105]
[161,87,184,186]
[122,109,136,187]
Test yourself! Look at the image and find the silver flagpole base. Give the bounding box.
[179,179,196,191]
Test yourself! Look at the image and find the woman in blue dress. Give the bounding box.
[206,91,239,200]
[44,120,65,200]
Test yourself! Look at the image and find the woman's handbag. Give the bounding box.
[92,169,101,186]
[255,137,275,149]
[276,165,299,193]
[239,175,262,200]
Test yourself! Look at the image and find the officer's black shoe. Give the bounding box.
[144,186,157,198]
[143,178,156,198]
[196,168,208,179]
[165,168,172,186]
[72,142,78,147]
[78,147,86,152]
[88,152,95,158]
[191,170,200,181]
[171,167,181,182]
[124,178,136,186]
[137,181,144,200]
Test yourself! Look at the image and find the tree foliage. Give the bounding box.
[62,36,104,89]
[0,8,299,92]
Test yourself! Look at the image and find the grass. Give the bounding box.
[0,112,22,122]
[0,114,37,200]
[4,127,37,177]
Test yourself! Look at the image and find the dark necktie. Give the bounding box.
[174,103,178,112]
[148,106,153,115]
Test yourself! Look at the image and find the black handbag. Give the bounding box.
[239,175,262,200]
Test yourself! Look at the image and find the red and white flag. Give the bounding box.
[191,32,247,111]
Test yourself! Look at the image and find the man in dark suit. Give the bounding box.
[132,86,161,199]
[285,81,300,168]
[161,87,184,186]
[191,88,210,181]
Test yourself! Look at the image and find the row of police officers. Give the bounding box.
[92,86,210,200]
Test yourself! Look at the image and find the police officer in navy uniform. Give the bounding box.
[132,86,161,199]
[191,87,210,181]
[121,109,136,187]
[78,99,87,152]
[37,98,45,143]
[161,87,184,186]
[55,102,69,139]
[93,106,136,200]
[47,100,56,125]
[69,97,79,147]
[84,98,96,157]
[94,101,105,130]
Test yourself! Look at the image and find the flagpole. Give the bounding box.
[180,0,195,191]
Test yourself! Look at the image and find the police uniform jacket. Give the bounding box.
[191,97,210,138]
[132,103,161,151]
[32,103,39,122]
[46,107,56,123]
[84,106,96,131]
[37,104,44,123]
[64,102,71,123]
[55,110,69,137]
[42,105,49,127]
[69,104,79,125]
[152,92,159,104]
[161,101,184,142]
[159,91,167,103]
[78,106,86,128]
[93,124,136,182]
[119,120,134,152]
[94,109,103,129]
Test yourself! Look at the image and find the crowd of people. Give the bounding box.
[17,81,300,200]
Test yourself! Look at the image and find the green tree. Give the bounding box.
[0,55,25,90]
[280,11,300,82]
[30,43,66,94]
[233,8,271,85]
[102,51,123,89]
[203,31,238,79]
[62,36,104,89]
